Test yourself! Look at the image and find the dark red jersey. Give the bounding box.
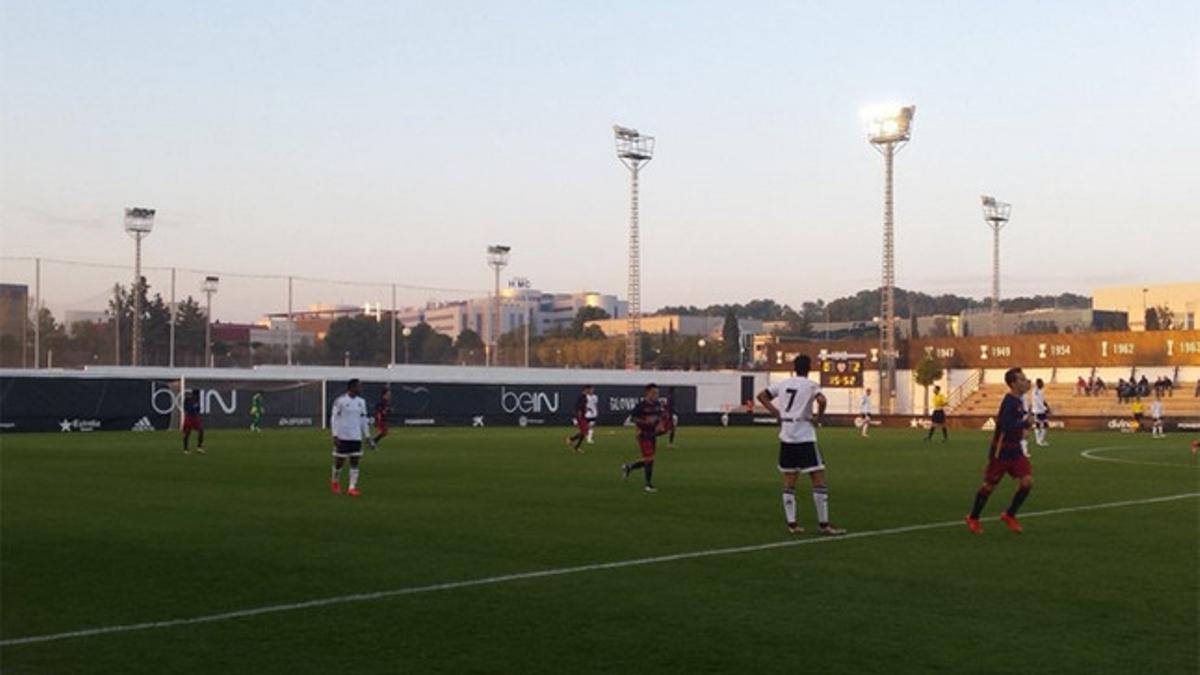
[990,393,1029,460]
[632,399,661,441]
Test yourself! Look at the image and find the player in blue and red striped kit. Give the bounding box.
[966,367,1033,534]
[565,385,593,454]
[621,384,663,493]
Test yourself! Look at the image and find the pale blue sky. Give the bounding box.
[2,1,1198,321]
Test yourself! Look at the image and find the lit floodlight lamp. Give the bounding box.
[862,103,915,413]
[864,104,916,144]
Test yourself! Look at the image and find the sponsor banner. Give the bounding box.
[0,377,171,433]
[336,383,697,426]
[181,380,323,429]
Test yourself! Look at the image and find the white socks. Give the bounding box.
[331,463,341,482]
[349,467,360,489]
[782,488,797,524]
[812,486,830,524]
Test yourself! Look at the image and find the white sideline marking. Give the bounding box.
[1080,446,1200,469]
[2,492,1196,648]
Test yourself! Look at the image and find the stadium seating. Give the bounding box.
[952,381,1200,418]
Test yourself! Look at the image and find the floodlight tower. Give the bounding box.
[980,195,1012,335]
[201,276,219,367]
[124,207,155,366]
[486,245,510,367]
[613,124,655,370]
[864,104,915,414]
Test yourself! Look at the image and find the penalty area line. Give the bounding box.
[2,492,1197,648]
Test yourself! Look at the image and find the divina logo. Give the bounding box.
[500,387,559,415]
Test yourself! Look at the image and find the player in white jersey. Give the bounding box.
[1029,378,1050,447]
[585,390,600,443]
[329,378,372,496]
[1150,394,1165,438]
[858,388,873,438]
[757,355,847,536]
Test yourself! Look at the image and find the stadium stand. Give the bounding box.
[952,380,1200,418]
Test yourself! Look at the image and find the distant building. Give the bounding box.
[263,304,361,342]
[958,307,1127,336]
[0,284,28,340]
[586,314,764,340]
[1092,282,1199,331]
[398,288,627,343]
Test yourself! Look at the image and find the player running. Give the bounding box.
[965,367,1033,535]
[566,385,593,453]
[757,355,847,536]
[249,392,264,432]
[1029,378,1050,446]
[585,386,600,444]
[926,385,949,442]
[330,378,371,497]
[181,389,205,454]
[858,387,872,438]
[621,384,663,493]
[370,388,391,450]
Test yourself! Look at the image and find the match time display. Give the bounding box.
[819,357,864,388]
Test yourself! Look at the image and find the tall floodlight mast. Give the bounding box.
[980,195,1012,335]
[486,245,510,367]
[124,207,155,366]
[613,125,655,370]
[864,104,915,414]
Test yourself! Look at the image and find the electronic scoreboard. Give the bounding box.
[819,353,865,388]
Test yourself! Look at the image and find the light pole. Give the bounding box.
[614,124,655,371]
[864,104,915,414]
[697,338,707,371]
[1141,287,1150,329]
[402,325,412,364]
[981,195,1012,335]
[124,208,155,366]
[487,245,510,367]
[201,276,219,367]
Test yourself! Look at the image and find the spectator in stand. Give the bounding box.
[1137,375,1150,398]
[1116,379,1129,404]
[1094,376,1106,394]
[1076,376,1088,397]
[1162,376,1174,397]
[1087,375,1096,396]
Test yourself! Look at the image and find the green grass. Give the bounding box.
[2,425,1197,674]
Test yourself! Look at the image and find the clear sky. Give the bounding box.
[2,1,1198,322]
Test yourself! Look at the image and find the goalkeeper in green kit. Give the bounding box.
[250,392,264,432]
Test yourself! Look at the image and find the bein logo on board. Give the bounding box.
[151,384,237,416]
[500,387,559,415]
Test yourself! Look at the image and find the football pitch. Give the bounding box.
[2,425,1197,674]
